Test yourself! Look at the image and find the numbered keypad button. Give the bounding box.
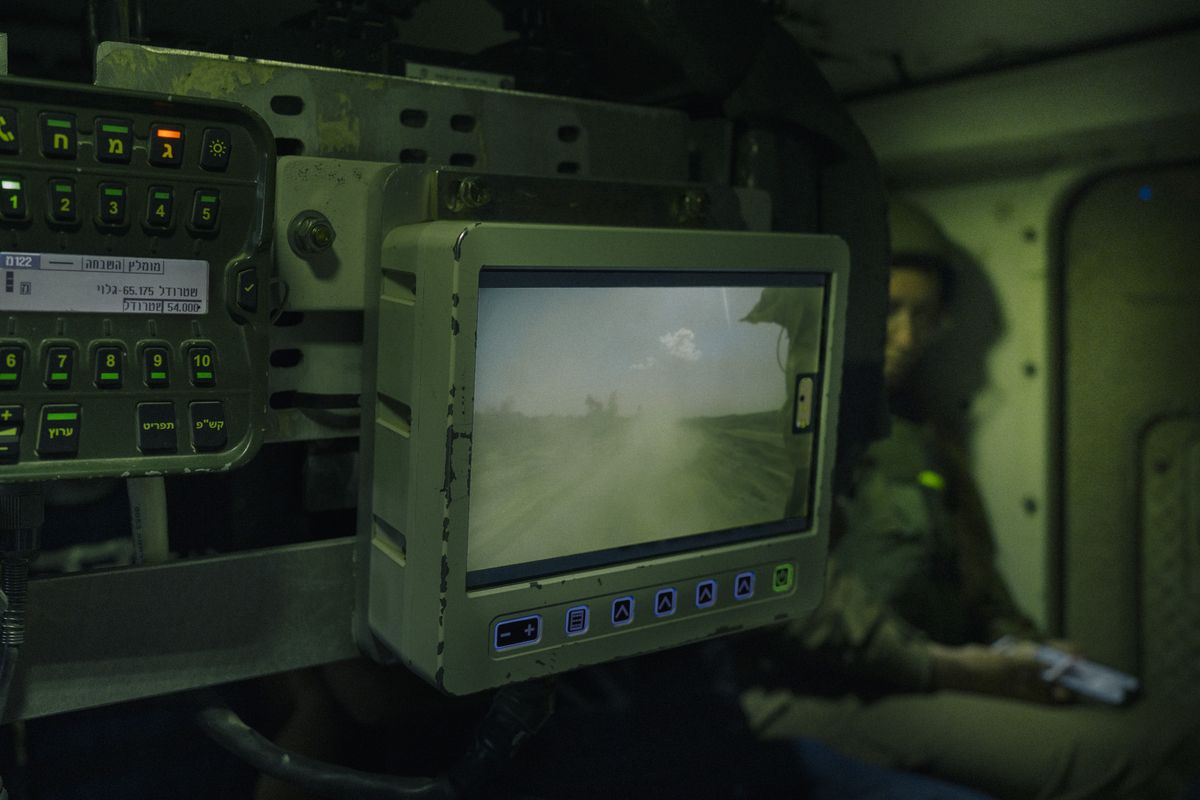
[0,347,22,388]
[145,186,173,228]
[44,346,74,389]
[143,346,170,387]
[94,346,123,388]
[188,345,216,386]
[97,183,127,226]
[48,178,77,224]
[0,176,26,221]
[191,189,220,231]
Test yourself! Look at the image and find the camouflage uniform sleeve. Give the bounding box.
[937,434,1041,642]
[778,557,937,692]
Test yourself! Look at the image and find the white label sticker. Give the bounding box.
[0,252,209,315]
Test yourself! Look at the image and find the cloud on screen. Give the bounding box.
[659,328,701,362]
[630,356,657,371]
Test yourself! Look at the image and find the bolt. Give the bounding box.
[459,178,491,209]
[445,178,492,213]
[288,211,336,256]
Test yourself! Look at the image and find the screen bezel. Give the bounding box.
[364,220,850,695]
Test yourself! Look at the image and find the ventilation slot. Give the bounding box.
[377,394,413,437]
[450,114,476,133]
[557,125,581,143]
[270,390,297,409]
[381,269,417,302]
[275,138,305,156]
[449,153,477,167]
[557,161,581,174]
[273,310,305,327]
[400,149,428,163]
[269,348,303,368]
[400,109,428,128]
[270,95,305,116]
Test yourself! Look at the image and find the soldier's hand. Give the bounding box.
[928,642,1073,704]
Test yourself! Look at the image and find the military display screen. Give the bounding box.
[0,251,209,315]
[467,270,829,587]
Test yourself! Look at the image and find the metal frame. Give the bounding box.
[9,539,357,722]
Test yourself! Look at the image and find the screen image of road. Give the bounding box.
[467,277,827,582]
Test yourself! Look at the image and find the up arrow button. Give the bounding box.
[611,596,634,626]
[733,571,756,601]
[654,587,677,617]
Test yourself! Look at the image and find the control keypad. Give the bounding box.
[0,77,272,478]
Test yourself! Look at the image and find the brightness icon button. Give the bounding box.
[200,128,231,171]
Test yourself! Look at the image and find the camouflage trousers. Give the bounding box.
[741,687,1200,800]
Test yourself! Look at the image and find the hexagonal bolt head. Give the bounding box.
[288,211,337,256]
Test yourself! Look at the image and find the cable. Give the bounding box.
[127,476,169,565]
[198,678,556,800]
[445,678,555,797]
[0,483,44,800]
[197,707,454,799]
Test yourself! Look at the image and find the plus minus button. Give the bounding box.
[494,614,542,652]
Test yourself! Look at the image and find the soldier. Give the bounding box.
[738,198,1200,799]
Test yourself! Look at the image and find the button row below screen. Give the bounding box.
[492,564,798,653]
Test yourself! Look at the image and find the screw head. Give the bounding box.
[288,211,336,256]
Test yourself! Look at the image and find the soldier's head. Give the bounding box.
[885,199,956,390]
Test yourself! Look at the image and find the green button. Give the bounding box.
[771,563,795,593]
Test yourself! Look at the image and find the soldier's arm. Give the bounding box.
[778,559,937,692]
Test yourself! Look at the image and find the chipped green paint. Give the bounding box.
[95,45,171,80]
[169,60,278,100]
[97,44,278,100]
[317,91,361,154]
